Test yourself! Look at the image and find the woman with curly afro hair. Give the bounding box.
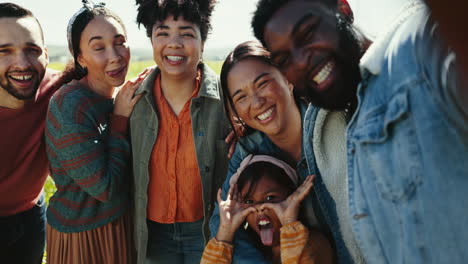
[130,0,230,263]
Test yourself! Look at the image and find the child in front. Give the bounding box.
[201,154,334,264]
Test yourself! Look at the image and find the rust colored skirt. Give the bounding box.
[46,213,135,264]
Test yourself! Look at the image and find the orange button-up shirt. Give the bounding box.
[147,72,204,223]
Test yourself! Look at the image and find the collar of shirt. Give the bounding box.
[359,0,426,76]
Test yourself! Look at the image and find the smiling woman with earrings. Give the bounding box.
[208,41,358,263]
[130,0,230,263]
[44,1,140,263]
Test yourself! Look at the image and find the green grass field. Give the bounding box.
[48,60,223,78]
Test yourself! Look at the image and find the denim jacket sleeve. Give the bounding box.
[416,15,468,130]
[209,143,269,264]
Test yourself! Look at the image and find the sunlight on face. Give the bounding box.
[227,58,295,138]
[78,15,130,92]
[151,15,203,80]
[0,16,48,101]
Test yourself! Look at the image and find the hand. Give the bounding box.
[126,66,153,85]
[113,80,143,117]
[225,130,238,159]
[225,115,246,158]
[260,175,315,225]
[216,184,256,243]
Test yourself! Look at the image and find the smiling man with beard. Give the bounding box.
[252,0,468,263]
[0,3,61,264]
[255,0,365,111]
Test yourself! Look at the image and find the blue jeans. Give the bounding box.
[145,218,205,264]
[0,194,46,264]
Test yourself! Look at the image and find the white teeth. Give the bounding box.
[167,56,184,61]
[313,61,334,84]
[259,220,270,226]
[257,107,274,121]
[10,75,32,81]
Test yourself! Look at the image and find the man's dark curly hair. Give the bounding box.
[0,2,44,43]
[252,0,336,46]
[136,0,216,42]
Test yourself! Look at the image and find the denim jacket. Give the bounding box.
[130,64,230,264]
[347,2,468,263]
[209,102,355,263]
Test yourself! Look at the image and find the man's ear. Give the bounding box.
[44,46,49,65]
[337,0,354,24]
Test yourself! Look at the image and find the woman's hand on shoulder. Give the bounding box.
[113,80,144,117]
[225,116,246,158]
[113,66,153,117]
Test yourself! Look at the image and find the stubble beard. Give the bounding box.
[297,18,362,111]
[0,72,40,100]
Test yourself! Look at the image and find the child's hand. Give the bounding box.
[260,175,315,225]
[216,184,256,243]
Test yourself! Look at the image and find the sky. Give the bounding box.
[9,0,408,52]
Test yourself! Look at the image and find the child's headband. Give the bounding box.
[229,154,299,187]
[67,0,106,57]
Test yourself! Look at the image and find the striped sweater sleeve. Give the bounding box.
[200,238,233,264]
[280,221,334,264]
[46,90,130,202]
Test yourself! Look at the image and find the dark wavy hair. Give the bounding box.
[220,41,277,139]
[237,161,296,202]
[0,2,44,43]
[59,6,126,85]
[135,0,216,42]
[251,0,336,46]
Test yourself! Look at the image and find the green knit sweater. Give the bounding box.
[45,81,130,233]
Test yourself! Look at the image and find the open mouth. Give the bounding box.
[165,55,186,64]
[258,218,274,246]
[107,66,127,78]
[256,106,276,122]
[8,72,35,87]
[310,59,336,91]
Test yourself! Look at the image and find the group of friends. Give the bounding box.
[0,0,466,264]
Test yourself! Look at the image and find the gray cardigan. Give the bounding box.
[129,64,230,264]
[313,109,365,264]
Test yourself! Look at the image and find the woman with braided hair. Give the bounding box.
[130,0,230,263]
[45,1,138,263]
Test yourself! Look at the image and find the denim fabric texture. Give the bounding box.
[145,219,205,264]
[0,194,46,264]
[347,2,468,263]
[209,102,355,264]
